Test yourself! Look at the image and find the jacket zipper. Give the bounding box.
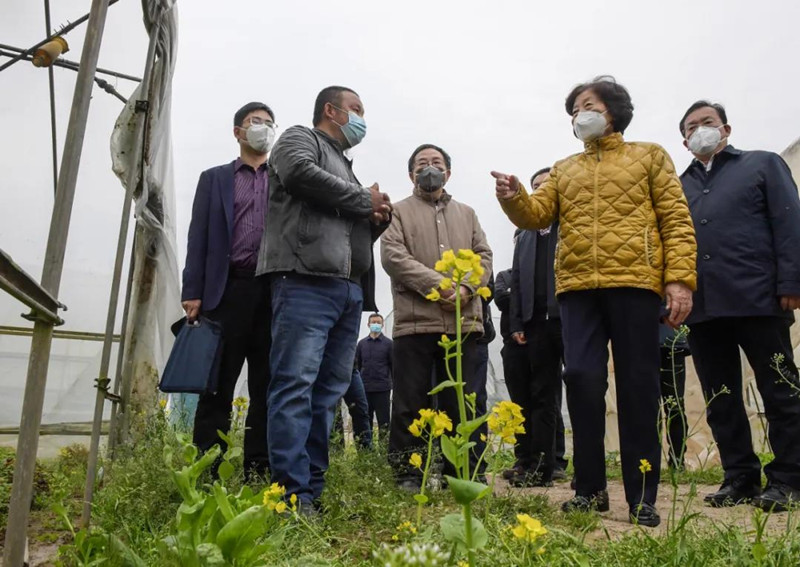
[592,147,602,287]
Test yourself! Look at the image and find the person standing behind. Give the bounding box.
[493,77,697,527]
[678,100,800,512]
[355,313,393,439]
[182,102,277,478]
[381,143,493,491]
[507,167,566,487]
[494,265,533,482]
[256,86,392,513]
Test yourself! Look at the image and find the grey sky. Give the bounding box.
[2,0,800,334]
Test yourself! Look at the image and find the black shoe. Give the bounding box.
[630,502,660,527]
[509,470,553,488]
[552,467,568,481]
[703,475,761,507]
[561,490,610,513]
[502,464,525,481]
[752,482,800,513]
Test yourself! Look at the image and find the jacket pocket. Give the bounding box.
[644,225,663,269]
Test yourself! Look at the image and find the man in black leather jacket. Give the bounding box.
[256,86,391,513]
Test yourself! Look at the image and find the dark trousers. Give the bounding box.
[560,288,662,506]
[659,348,688,469]
[502,341,568,471]
[366,390,391,438]
[193,275,271,476]
[389,334,487,481]
[502,319,563,479]
[688,316,800,488]
[335,369,372,449]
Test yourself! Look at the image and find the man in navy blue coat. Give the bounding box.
[182,102,277,478]
[679,100,800,512]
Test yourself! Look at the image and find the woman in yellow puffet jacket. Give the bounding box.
[492,76,697,528]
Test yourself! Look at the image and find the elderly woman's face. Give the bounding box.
[571,89,608,118]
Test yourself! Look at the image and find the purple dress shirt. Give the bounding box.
[230,158,268,271]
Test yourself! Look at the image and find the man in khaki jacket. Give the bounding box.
[381,143,493,490]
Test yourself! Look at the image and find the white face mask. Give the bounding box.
[245,123,276,154]
[573,110,608,142]
[687,126,723,156]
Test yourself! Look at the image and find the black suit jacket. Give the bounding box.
[510,225,559,333]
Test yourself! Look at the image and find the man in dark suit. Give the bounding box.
[679,101,800,511]
[182,101,277,478]
[507,167,567,487]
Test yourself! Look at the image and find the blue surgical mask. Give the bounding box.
[332,106,367,148]
[369,323,382,334]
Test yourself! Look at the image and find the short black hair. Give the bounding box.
[679,100,728,136]
[565,76,634,135]
[233,102,274,127]
[368,313,383,323]
[530,167,551,186]
[313,86,359,127]
[408,144,452,173]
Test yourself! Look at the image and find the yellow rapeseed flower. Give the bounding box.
[158,398,167,410]
[439,277,454,290]
[409,453,423,470]
[419,408,436,421]
[639,459,652,474]
[425,288,441,301]
[408,419,423,437]
[511,514,548,543]
[290,493,297,511]
[431,411,453,437]
[455,258,473,273]
[488,401,526,445]
[476,286,491,300]
[275,501,287,514]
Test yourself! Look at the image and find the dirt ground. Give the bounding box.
[493,477,795,539]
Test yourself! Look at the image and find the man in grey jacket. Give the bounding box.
[256,85,391,513]
[381,143,492,490]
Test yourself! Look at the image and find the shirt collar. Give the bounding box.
[689,144,742,173]
[235,157,268,172]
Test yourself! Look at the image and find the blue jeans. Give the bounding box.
[268,273,363,504]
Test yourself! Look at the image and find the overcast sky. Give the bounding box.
[2,0,800,333]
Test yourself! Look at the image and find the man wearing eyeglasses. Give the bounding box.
[182,102,277,479]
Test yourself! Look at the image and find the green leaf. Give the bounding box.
[440,434,459,466]
[218,460,234,482]
[429,380,457,395]
[455,414,489,438]
[196,543,226,566]
[183,442,199,464]
[413,493,429,504]
[752,542,768,562]
[444,476,491,505]
[439,513,489,551]
[213,483,236,522]
[227,446,243,461]
[216,505,269,561]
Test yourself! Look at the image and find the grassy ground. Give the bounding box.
[1,424,799,567]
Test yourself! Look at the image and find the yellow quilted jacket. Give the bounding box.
[500,133,697,296]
